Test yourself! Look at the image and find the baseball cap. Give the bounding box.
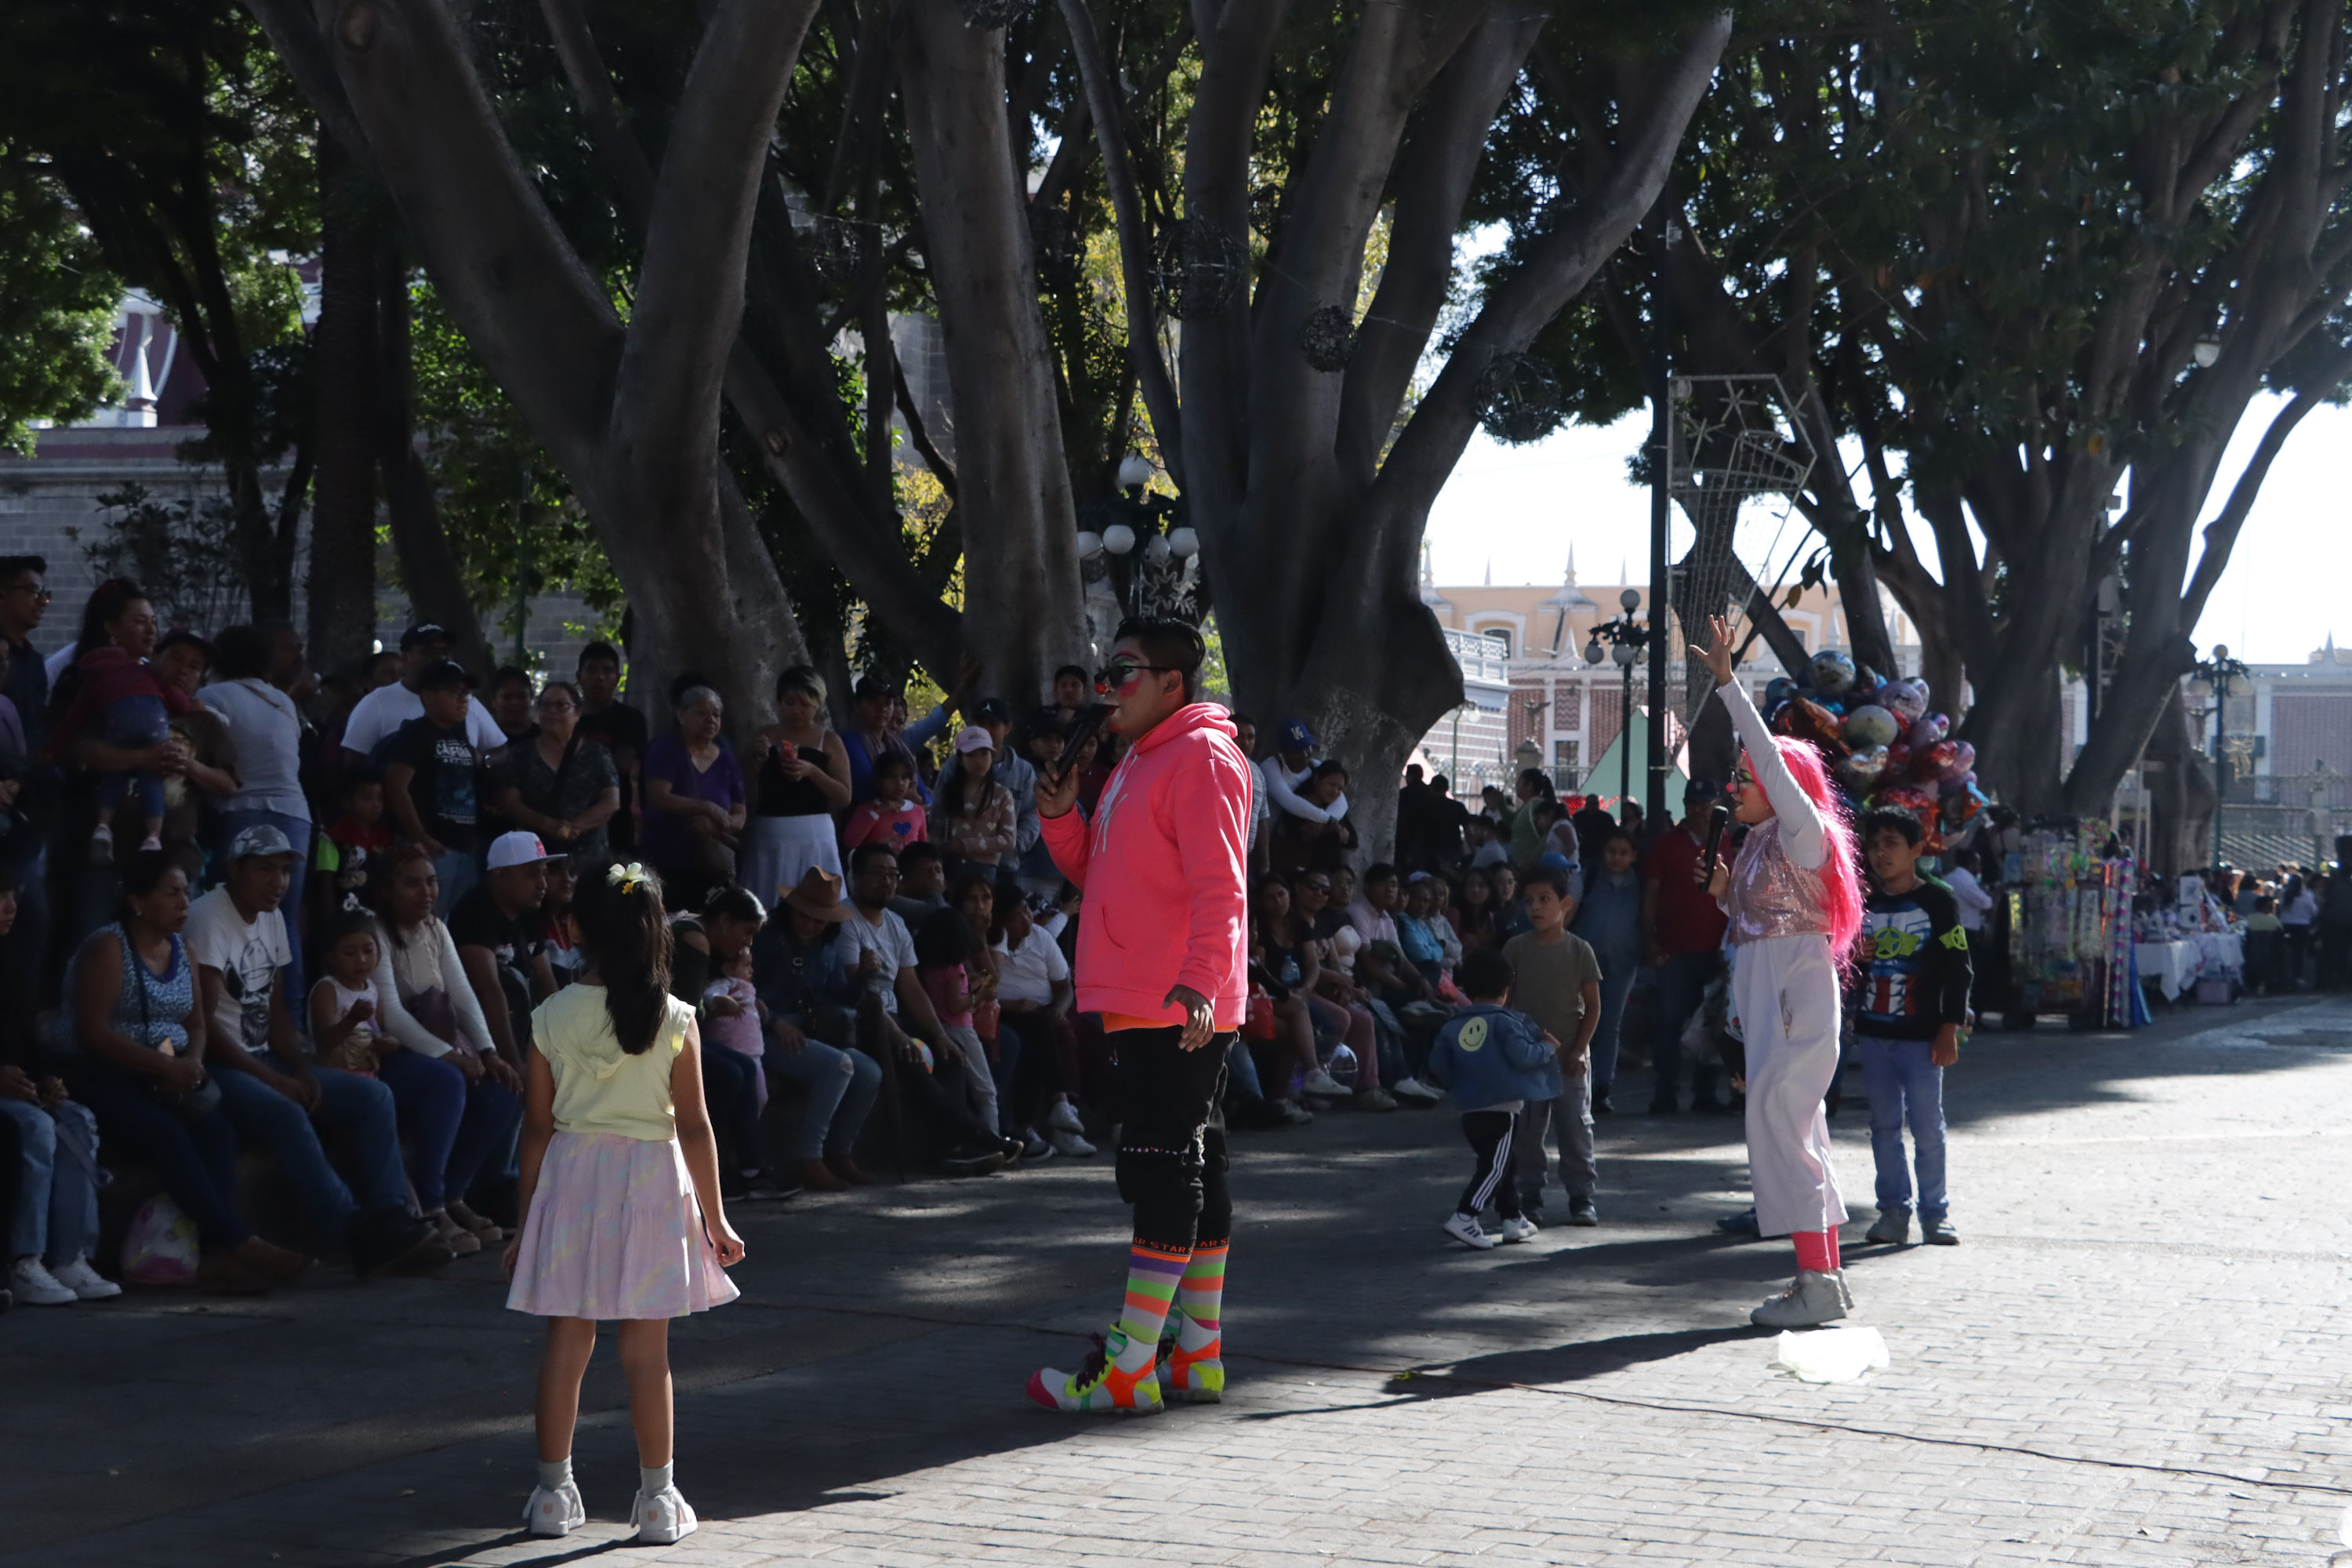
[485,831,561,871]
[972,698,1011,725]
[1276,719,1315,753]
[227,824,296,861]
[953,725,995,754]
[1536,851,1573,873]
[416,659,474,691]
[1684,776,1722,802]
[399,622,450,650]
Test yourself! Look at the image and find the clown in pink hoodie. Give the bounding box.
[1027,620,1254,1417]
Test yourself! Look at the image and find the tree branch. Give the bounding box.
[2183,338,2352,621]
[535,0,656,231]
[1055,0,1185,483]
[240,0,373,165]
[894,358,956,500]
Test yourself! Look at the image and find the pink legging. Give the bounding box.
[1305,994,1380,1090]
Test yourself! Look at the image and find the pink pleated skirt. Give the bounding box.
[506,1131,740,1320]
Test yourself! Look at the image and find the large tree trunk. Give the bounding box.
[376,245,492,674]
[307,133,379,671]
[894,0,1087,706]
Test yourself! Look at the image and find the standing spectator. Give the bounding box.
[365,844,524,1251]
[382,662,489,914]
[487,666,537,743]
[496,681,622,859]
[318,770,395,919]
[189,829,450,1278]
[1642,779,1730,1113]
[0,557,53,985]
[936,728,1018,880]
[1507,768,1557,868]
[1504,866,1603,1227]
[1569,829,1643,1115]
[572,643,647,855]
[974,699,1041,873]
[641,686,746,909]
[2283,873,2318,987]
[64,851,316,1293]
[741,666,851,909]
[151,630,240,863]
[2323,869,2352,991]
[1425,947,1559,1250]
[204,625,316,982]
[1261,718,1348,828]
[1943,848,1995,934]
[1229,714,1270,869]
[338,624,506,765]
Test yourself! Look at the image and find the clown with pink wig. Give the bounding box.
[1693,615,1865,1330]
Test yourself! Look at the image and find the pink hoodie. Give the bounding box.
[1040,702,1253,1029]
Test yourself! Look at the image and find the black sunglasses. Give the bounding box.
[1094,659,1179,691]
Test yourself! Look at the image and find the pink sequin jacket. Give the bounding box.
[1716,681,1831,944]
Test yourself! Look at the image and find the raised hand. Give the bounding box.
[1693,613,1738,689]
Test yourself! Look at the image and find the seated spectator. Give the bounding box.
[742,666,851,910]
[972,699,1040,870]
[670,884,782,1197]
[936,727,1018,880]
[204,625,315,981]
[887,840,950,927]
[382,661,488,913]
[1250,873,1346,1112]
[450,831,562,1069]
[495,681,621,860]
[840,751,928,854]
[535,855,584,985]
[0,869,118,1305]
[1261,718,1348,827]
[747,867,881,1194]
[991,889,1095,1156]
[363,844,524,1255]
[64,851,315,1294]
[191,827,450,1279]
[1491,863,1532,940]
[837,844,1014,1174]
[641,685,746,909]
[1451,867,1504,955]
[1036,663,1091,731]
[915,904,1006,1147]
[1397,873,1454,989]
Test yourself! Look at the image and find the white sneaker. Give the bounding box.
[1443,1212,1496,1250]
[1496,1215,1539,1244]
[633,1483,699,1545]
[1047,1101,1086,1135]
[48,1256,122,1300]
[1275,1100,1315,1126]
[1302,1068,1348,1098]
[1750,1269,1851,1329]
[1049,1127,1097,1158]
[9,1256,78,1306]
[523,1481,586,1537]
[1390,1076,1443,1105]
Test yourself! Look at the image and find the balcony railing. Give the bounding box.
[1444,627,1512,686]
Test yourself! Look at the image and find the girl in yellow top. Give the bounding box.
[503,861,744,1545]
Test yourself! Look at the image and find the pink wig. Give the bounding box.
[1751,736,1866,968]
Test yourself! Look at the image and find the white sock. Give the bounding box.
[640,1461,673,1496]
[537,1457,572,1491]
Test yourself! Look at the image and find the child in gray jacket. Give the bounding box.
[1425,948,1564,1250]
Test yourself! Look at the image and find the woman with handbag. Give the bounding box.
[62,849,314,1294]
[495,681,621,860]
[739,666,850,911]
[365,844,525,1257]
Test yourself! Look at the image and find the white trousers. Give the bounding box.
[1732,934,1849,1237]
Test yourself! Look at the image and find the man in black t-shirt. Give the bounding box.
[383,661,483,913]
[450,831,561,1066]
[575,642,648,855]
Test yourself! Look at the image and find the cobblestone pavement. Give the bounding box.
[9,994,2352,1567]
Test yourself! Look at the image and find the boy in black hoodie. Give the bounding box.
[1853,809,1973,1247]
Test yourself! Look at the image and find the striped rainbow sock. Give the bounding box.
[1176,1241,1227,1337]
[1116,1242,1192,1355]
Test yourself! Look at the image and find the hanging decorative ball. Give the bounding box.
[1166,526,1199,559]
[1143,533,1171,565]
[1073,530,1105,560]
[1152,219,1247,321]
[1472,353,1563,444]
[1117,454,1155,489]
[958,0,1033,27]
[1298,305,1356,372]
[1102,523,1138,556]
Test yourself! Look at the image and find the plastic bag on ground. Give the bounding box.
[1770,1325,1890,1383]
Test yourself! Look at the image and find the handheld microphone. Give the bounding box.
[1700,801,1731,883]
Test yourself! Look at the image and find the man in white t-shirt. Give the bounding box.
[191,826,445,1277]
[339,622,504,763]
[993,891,1094,1158]
[1261,717,1348,826]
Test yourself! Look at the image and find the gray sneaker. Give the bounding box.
[1750,1269,1851,1328]
[1922,1217,1958,1245]
[1864,1208,1911,1245]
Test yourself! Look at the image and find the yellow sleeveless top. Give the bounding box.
[532,986,696,1142]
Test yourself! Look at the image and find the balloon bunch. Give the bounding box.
[1759,650,1989,849]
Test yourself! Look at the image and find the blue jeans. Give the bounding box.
[431,848,480,917]
[1859,1036,1947,1222]
[765,1026,882,1160]
[1,1097,100,1265]
[215,1057,412,1243]
[100,694,170,826]
[1651,950,1722,1109]
[65,1060,251,1250]
[1225,1033,1265,1101]
[375,1049,521,1210]
[220,810,312,985]
[1588,968,1637,1099]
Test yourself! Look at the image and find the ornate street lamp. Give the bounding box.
[1586,588,1652,814]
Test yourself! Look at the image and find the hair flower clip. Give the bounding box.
[608,861,649,895]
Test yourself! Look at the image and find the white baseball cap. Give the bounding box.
[485,831,561,871]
